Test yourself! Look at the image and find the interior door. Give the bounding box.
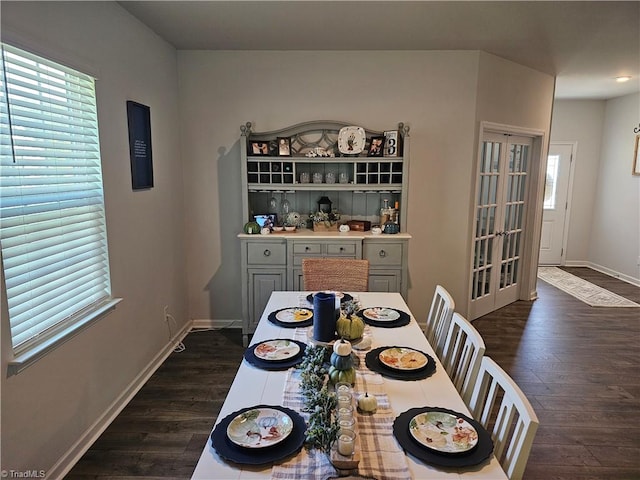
[539,143,573,265]
[471,132,533,319]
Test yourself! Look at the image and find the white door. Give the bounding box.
[539,143,573,265]
[470,132,533,319]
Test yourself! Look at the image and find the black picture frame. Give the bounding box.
[127,100,154,190]
[250,141,270,156]
[277,137,291,156]
[368,136,384,157]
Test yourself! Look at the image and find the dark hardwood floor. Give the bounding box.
[65,267,640,479]
[473,267,640,480]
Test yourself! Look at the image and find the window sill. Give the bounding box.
[8,298,122,376]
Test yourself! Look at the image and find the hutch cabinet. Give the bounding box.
[238,120,411,345]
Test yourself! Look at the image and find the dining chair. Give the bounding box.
[440,312,486,405]
[424,284,455,357]
[468,356,539,480]
[302,258,369,292]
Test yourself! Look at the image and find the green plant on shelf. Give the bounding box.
[309,210,340,227]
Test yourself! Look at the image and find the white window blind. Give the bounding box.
[0,43,112,355]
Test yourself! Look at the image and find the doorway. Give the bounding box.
[539,142,575,265]
[469,124,546,320]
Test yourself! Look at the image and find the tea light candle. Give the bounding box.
[335,382,352,394]
[338,417,355,436]
[337,405,354,420]
[337,393,352,409]
[337,432,355,456]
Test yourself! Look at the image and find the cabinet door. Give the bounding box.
[369,271,401,292]
[249,269,285,330]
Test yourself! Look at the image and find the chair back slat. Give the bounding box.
[425,285,455,356]
[440,312,485,405]
[469,357,539,480]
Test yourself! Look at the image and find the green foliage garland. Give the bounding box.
[298,344,339,454]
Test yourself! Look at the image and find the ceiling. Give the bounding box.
[119,1,640,100]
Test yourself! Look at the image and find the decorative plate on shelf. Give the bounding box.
[408,410,479,454]
[337,126,366,155]
[226,407,294,449]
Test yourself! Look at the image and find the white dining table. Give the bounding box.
[191,292,507,480]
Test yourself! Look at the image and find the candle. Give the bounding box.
[337,405,353,420]
[338,432,355,456]
[338,417,355,436]
[337,393,352,409]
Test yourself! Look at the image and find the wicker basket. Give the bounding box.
[313,222,339,232]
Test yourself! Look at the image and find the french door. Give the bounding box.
[470,132,533,319]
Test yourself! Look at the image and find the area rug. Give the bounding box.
[537,267,640,307]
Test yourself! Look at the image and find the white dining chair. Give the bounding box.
[440,312,486,405]
[424,284,455,357]
[468,356,539,480]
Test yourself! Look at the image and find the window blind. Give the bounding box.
[0,43,112,354]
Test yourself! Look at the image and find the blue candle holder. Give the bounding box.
[313,292,337,342]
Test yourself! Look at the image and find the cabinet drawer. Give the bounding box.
[293,243,322,255]
[364,243,403,266]
[247,242,286,265]
[326,243,357,256]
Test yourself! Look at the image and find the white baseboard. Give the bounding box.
[561,261,640,287]
[191,318,242,330]
[48,319,194,480]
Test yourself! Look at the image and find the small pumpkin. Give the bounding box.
[336,314,365,340]
[333,338,352,356]
[330,351,354,370]
[357,392,377,413]
[243,221,261,234]
[328,365,356,385]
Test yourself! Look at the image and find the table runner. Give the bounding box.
[271,326,411,480]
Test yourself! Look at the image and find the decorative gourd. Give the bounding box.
[243,221,261,234]
[330,351,354,370]
[328,365,356,385]
[336,314,365,340]
[357,392,377,413]
[333,338,352,356]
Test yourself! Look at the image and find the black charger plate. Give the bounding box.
[365,346,436,380]
[355,307,411,328]
[268,307,314,328]
[244,339,307,371]
[393,406,494,468]
[210,405,306,465]
[306,292,354,304]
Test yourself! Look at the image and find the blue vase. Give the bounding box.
[313,292,337,342]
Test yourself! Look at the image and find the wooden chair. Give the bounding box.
[424,284,455,357]
[302,258,369,292]
[468,357,539,480]
[440,312,486,405]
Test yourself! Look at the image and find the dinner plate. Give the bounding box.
[226,407,294,449]
[211,405,306,465]
[275,308,313,323]
[244,339,307,371]
[306,291,353,304]
[393,407,493,468]
[378,347,428,371]
[356,307,411,328]
[362,307,400,322]
[365,346,436,380]
[409,411,479,453]
[253,340,301,361]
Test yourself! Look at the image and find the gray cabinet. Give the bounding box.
[239,233,410,345]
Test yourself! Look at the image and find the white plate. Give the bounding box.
[378,347,428,371]
[363,307,400,322]
[254,340,301,361]
[275,308,313,323]
[338,126,366,155]
[409,411,479,453]
[227,408,294,449]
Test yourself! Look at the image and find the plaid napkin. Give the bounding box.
[271,327,411,480]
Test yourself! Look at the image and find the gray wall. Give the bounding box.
[550,95,640,284]
[1,2,187,474]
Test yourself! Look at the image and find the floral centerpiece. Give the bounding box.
[310,210,341,231]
